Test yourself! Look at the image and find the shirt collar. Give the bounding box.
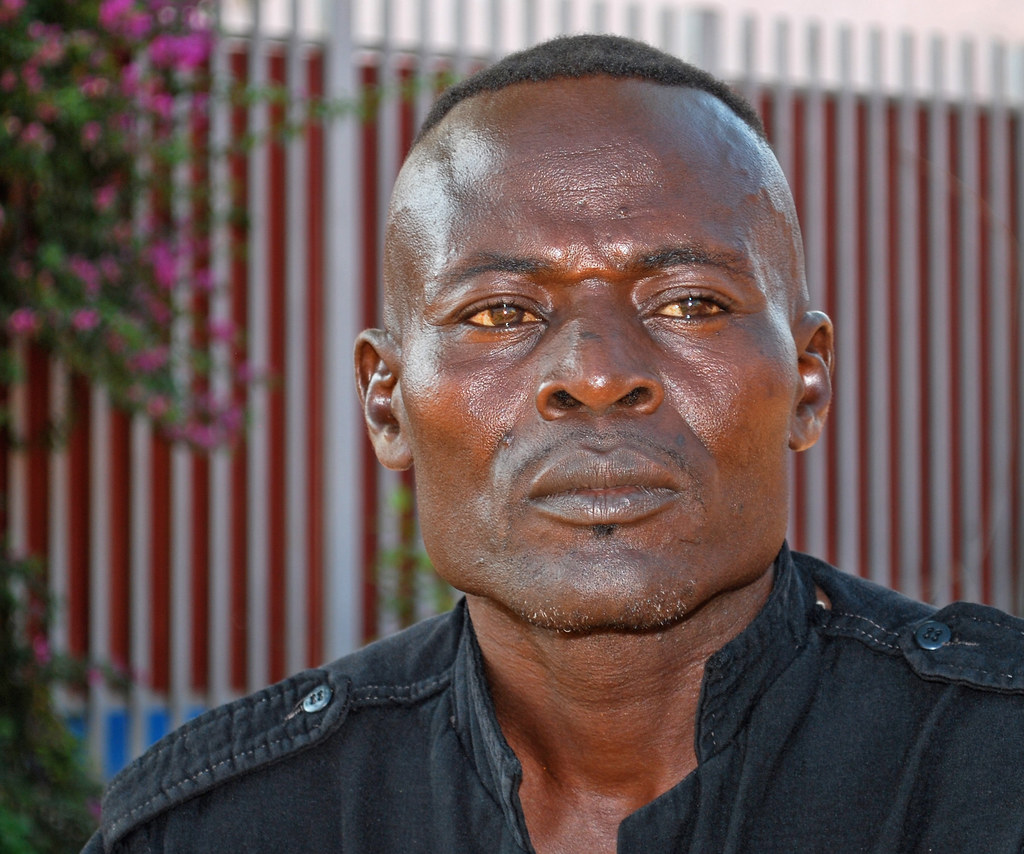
[450,601,533,850]
[449,543,816,844]
[695,542,816,759]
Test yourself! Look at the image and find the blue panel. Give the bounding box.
[105,709,128,779]
[66,714,86,741]
[147,708,171,747]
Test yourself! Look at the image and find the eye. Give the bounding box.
[655,296,725,320]
[467,303,541,328]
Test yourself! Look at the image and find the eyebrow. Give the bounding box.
[448,254,553,283]
[630,246,754,280]
[445,245,753,286]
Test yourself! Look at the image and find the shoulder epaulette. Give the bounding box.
[896,601,1024,693]
[100,669,351,848]
[98,606,466,850]
[802,552,1024,695]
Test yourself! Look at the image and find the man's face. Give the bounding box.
[359,77,832,632]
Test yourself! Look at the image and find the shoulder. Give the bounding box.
[793,550,1024,695]
[95,605,465,852]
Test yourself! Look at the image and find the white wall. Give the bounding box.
[223,1,1024,98]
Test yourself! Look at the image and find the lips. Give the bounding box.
[527,448,684,526]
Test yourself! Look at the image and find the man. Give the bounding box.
[86,35,1024,853]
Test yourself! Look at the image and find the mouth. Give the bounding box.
[527,450,683,526]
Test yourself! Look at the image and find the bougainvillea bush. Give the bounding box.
[0,549,121,854]
[0,0,246,447]
[1,1,242,848]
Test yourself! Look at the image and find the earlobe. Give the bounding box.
[789,310,834,452]
[355,329,413,470]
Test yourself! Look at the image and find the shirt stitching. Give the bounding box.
[108,694,278,771]
[822,610,901,649]
[111,733,300,834]
[827,610,902,641]
[961,612,1024,638]
[922,663,1016,680]
[351,674,451,706]
[836,626,899,650]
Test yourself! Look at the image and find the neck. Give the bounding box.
[467,571,772,852]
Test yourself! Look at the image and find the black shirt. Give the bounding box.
[86,546,1024,852]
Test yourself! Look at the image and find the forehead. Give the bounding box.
[383,78,803,317]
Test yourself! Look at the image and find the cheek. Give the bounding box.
[399,339,532,474]
[669,334,797,465]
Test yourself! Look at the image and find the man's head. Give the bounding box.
[356,35,833,633]
[415,33,767,144]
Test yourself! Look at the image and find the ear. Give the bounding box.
[354,328,413,470]
[789,310,834,452]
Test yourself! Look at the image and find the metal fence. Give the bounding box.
[4,0,1024,779]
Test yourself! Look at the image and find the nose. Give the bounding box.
[536,318,664,420]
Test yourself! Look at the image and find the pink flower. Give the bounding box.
[193,267,213,291]
[20,121,50,149]
[81,76,110,98]
[71,308,100,331]
[146,395,169,418]
[119,62,140,97]
[149,32,211,72]
[131,346,168,373]
[34,36,65,66]
[68,256,101,293]
[99,255,121,281]
[208,318,235,342]
[149,242,177,288]
[94,184,118,213]
[147,91,175,120]
[81,121,102,146]
[0,69,15,91]
[217,404,244,435]
[235,361,261,383]
[7,307,38,335]
[23,64,42,93]
[98,0,150,37]
[32,634,50,665]
[185,422,216,448]
[99,0,133,25]
[0,0,26,24]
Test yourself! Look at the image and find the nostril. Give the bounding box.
[551,390,581,410]
[618,387,652,408]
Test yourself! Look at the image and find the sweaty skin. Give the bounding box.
[357,78,833,854]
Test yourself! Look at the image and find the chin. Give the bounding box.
[500,576,702,635]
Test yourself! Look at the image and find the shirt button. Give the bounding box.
[301,684,332,713]
[914,620,952,650]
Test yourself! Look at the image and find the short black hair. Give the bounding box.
[417,34,766,143]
